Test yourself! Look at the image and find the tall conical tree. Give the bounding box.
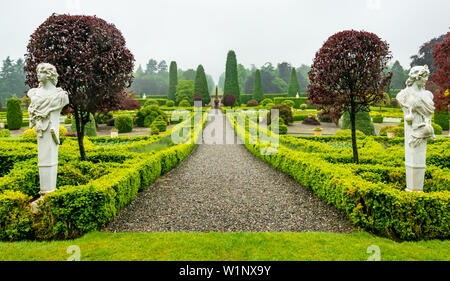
[194,64,210,105]
[168,61,178,101]
[224,50,240,102]
[288,68,300,97]
[252,69,264,102]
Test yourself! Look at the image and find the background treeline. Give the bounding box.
[219,62,311,95]
[0,57,28,107]
[130,59,215,97]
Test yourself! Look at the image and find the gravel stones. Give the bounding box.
[104,110,355,233]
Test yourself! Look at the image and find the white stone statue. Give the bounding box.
[296,92,299,98]
[396,65,435,192]
[28,63,69,195]
[143,93,146,99]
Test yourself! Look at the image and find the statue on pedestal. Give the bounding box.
[396,65,435,192]
[28,63,69,195]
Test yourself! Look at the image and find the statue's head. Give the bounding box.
[37,63,58,87]
[406,65,429,88]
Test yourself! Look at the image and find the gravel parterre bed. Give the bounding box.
[104,110,355,233]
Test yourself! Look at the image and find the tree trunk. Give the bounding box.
[74,107,87,161]
[350,98,359,164]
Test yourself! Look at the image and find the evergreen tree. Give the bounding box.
[135,65,144,78]
[252,69,264,101]
[277,62,291,83]
[224,50,240,102]
[194,64,210,105]
[390,60,407,89]
[168,61,178,101]
[288,68,300,97]
[145,59,158,74]
[157,60,168,73]
[6,98,22,130]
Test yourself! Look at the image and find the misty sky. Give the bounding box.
[0,0,449,83]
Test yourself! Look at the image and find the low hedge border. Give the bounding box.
[226,110,449,241]
[0,110,208,240]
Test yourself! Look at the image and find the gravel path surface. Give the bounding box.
[105,110,355,233]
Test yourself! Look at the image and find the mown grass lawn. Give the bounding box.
[1,231,449,261]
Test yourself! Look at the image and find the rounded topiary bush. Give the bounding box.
[151,124,159,135]
[302,114,321,125]
[300,104,308,110]
[144,99,159,107]
[179,100,191,107]
[6,98,22,130]
[223,94,237,108]
[281,100,295,108]
[268,104,293,125]
[114,114,133,133]
[136,105,166,127]
[151,116,167,132]
[342,111,375,136]
[260,98,273,106]
[246,99,259,107]
[166,100,175,107]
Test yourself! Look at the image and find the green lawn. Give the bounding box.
[1,231,448,261]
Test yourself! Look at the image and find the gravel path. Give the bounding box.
[105,110,355,233]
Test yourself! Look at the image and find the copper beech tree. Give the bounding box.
[430,32,449,113]
[24,14,134,160]
[308,30,392,163]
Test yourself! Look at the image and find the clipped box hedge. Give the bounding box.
[0,111,208,240]
[226,110,450,241]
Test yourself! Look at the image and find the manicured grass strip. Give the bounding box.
[0,232,448,261]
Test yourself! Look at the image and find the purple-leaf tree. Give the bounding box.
[308,30,392,163]
[24,14,134,160]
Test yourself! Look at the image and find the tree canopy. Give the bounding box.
[410,33,447,74]
[430,32,449,113]
[24,14,134,160]
[0,57,28,105]
[308,30,392,163]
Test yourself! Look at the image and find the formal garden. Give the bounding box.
[0,13,448,262]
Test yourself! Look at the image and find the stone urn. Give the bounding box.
[0,122,4,129]
[387,130,395,138]
[314,127,322,136]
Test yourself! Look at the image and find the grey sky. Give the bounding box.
[0,0,449,83]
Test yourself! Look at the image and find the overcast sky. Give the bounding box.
[0,0,449,83]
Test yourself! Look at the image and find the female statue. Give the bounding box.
[396,65,435,192]
[28,63,69,195]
